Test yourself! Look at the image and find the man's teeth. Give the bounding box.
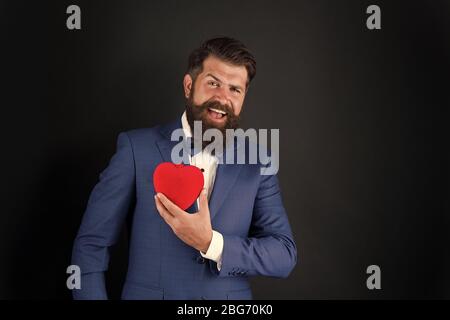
[209,108,227,115]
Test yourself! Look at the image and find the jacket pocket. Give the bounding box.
[121,282,164,300]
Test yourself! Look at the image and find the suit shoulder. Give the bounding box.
[122,125,163,142]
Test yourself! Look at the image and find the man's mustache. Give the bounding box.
[200,99,234,115]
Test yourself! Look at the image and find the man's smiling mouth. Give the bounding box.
[207,107,227,120]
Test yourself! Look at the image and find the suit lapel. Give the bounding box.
[208,163,242,220]
[155,118,183,162]
[156,139,175,163]
[155,119,199,212]
[208,136,245,220]
[154,118,243,218]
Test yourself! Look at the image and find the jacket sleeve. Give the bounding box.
[211,171,298,279]
[71,132,135,299]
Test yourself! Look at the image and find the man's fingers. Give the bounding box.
[155,195,175,225]
[157,193,185,216]
[199,189,209,215]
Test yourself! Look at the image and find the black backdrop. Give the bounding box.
[1,0,449,299]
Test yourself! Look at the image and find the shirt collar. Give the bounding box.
[181,111,192,138]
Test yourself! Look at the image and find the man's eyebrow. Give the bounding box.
[205,73,223,83]
[229,84,244,91]
[205,73,244,91]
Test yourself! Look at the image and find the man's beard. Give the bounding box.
[185,91,240,149]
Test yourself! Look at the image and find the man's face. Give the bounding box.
[184,55,248,136]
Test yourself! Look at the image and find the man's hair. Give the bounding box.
[187,37,256,88]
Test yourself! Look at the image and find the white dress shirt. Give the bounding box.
[181,111,224,270]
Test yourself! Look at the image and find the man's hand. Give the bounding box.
[155,189,213,253]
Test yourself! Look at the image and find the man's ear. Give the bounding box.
[183,74,193,99]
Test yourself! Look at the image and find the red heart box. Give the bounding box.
[153,162,204,210]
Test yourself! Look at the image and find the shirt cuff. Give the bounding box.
[200,230,224,271]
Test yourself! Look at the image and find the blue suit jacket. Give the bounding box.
[71,118,297,300]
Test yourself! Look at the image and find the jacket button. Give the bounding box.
[196,256,206,264]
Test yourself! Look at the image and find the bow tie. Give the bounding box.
[184,136,231,159]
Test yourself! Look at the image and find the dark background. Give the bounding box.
[1,0,449,299]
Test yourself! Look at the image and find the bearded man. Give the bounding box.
[71,37,297,300]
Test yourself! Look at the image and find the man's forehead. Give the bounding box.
[200,56,248,86]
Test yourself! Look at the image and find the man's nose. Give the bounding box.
[213,89,230,106]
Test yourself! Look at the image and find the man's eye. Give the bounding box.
[231,88,241,94]
[208,81,219,87]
